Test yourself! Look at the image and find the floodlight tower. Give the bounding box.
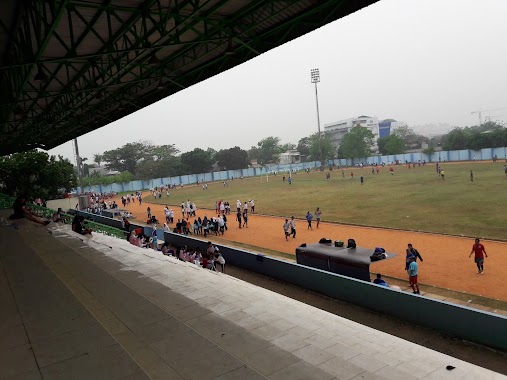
[310,68,323,165]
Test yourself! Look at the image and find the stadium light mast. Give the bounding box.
[310,68,323,165]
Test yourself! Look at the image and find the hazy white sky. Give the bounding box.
[48,0,507,162]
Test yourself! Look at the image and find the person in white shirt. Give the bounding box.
[163,223,170,232]
[249,200,255,213]
[236,200,241,212]
[218,215,225,235]
[283,219,290,241]
[289,216,296,238]
[243,202,248,213]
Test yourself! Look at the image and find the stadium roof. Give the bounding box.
[0,0,378,156]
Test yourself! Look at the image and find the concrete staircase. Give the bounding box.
[1,217,505,380]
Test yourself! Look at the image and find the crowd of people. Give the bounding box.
[125,224,226,273]
[120,191,143,207]
[160,241,225,272]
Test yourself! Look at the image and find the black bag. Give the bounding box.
[319,238,332,244]
[347,239,356,248]
[370,251,387,261]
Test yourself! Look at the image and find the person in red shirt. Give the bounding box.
[469,238,488,274]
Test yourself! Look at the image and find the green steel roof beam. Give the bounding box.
[8,0,70,120]
[46,0,216,125]
[19,0,115,121]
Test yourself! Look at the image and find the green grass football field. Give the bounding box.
[146,161,507,240]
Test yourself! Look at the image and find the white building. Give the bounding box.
[88,167,119,176]
[279,150,301,165]
[324,116,380,153]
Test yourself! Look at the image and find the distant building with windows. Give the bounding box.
[324,116,380,152]
[378,119,407,138]
[279,150,301,165]
[324,116,406,153]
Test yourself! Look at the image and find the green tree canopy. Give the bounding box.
[247,146,260,162]
[309,133,335,161]
[441,128,471,150]
[180,148,214,174]
[377,134,405,155]
[149,144,180,161]
[393,125,428,150]
[0,150,76,198]
[215,147,249,170]
[337,127,375,159]
[441,122,507,151]
[93,153,103,167]
[134,156,184,180]
[296,136,311,161]
[102,141,151,174]
[256,136,283,164]
[82,171,134,187]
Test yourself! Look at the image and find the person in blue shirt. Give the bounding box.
[408,256,420,294]
[305,211,313,230]
[373,273,389,287]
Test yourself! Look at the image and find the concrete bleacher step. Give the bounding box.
[10,222,507,380]
[0,224,148,380]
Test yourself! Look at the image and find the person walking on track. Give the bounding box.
[469,238,487,274]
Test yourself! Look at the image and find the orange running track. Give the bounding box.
[115,195,507,302]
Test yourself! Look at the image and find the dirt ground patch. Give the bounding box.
[119,196,507,302]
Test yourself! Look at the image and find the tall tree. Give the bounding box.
[441,128,470,150]
[102,141,150,174]
[135,156,184,180]
[206,148,217,162]
[377,134,405,155]
[0,150,76,198]
[180,148,214,174]
[215,147,249,170]
[309,133,335,161]
[296,136,311,161]
[256,136,283,164]
[149,144,179,160]
[279,142,296,152]
[393,125,427,150]
[93,153,103,167]
[337,127,375,159]
[247,146,260,162]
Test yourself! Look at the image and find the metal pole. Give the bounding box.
[73,138,84,194]
[314,81,323,165]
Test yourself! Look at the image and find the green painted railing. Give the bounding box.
[82,219,126,239]
[0,193,13,210]
[0,193,125,239]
